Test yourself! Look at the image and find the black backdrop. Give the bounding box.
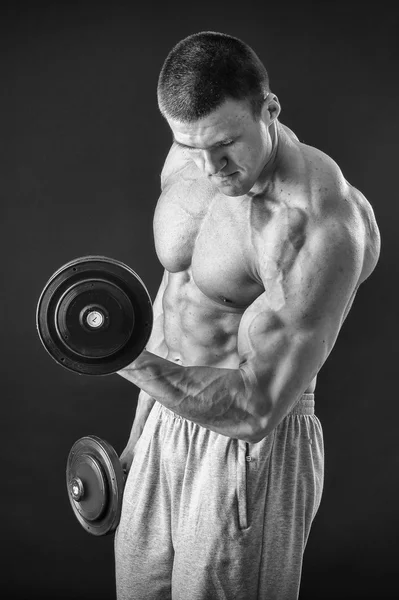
[2,2,398,599]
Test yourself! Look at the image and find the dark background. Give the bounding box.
[2,1,398,599]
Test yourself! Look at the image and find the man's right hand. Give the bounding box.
[120,441,138,476]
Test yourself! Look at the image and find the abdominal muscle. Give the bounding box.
[162,269,317,394]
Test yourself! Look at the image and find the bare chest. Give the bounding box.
[155,195,264,308]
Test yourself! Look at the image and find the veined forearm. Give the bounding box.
[118,350,266,441]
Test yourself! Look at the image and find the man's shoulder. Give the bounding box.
[295,141,349,208]
[156,144,215,228]
[268,134,380,285]
[160,143,196,187]
[287,139,370,227]
[160,144,205,189]
[159,143,215,205]
[277,125,350,219]
[294,143,380,284]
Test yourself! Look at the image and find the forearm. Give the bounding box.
[118,350,268,441]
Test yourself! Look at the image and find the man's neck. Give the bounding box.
[247,120,280,198]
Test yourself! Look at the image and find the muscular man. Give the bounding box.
[114,32,380,599]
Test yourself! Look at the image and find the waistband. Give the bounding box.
[158,393,315,423]
[288,393,315,416]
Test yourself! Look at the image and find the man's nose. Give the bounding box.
[202,149,226,176]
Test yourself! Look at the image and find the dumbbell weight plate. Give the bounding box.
[36,256,153,375]
[66,436,125,536]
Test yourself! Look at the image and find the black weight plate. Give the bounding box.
[36,256,153,375]
[56,279,134,358]
[66,436,125,536]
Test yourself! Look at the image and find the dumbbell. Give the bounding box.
[66,435,126,536]
[36,255,153,375]
[36,256,153,535]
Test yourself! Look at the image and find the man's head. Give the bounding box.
[158,31,269,122]
[158,32,281,196]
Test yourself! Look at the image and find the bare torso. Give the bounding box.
[154,123,378,395]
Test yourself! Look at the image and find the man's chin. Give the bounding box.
[218,182,252,197]
[214,175,251,197]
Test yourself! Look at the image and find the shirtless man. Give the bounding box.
[114,32,380,600]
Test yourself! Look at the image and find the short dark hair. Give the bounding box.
[157,31,270,122]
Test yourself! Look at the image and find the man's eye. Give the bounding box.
[222,141,234,147]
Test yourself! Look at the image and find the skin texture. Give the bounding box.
[119,95,380,471]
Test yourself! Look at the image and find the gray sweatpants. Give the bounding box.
[115,394,324,600]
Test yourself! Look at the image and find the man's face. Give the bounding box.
[167,98,273,197]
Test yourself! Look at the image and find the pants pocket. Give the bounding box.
[236,440,249,530]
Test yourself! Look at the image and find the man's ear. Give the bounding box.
[262,93,281,124]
